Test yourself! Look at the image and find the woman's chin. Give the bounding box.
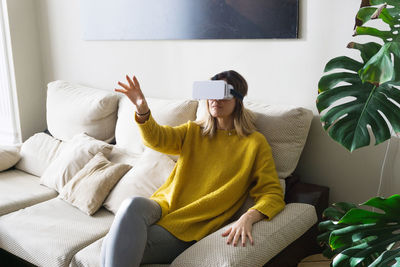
[210,112,222,118]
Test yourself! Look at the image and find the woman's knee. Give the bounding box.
[118,197,160,223]
[120,197,149,214]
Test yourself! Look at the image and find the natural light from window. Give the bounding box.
[0,0,20,145]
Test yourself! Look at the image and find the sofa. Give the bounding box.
[0,80,328,267]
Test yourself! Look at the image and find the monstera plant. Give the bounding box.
[317,0,400,266]
[317,0,400,152]
[318,196,400,266]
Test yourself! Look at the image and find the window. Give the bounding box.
[0,0,20,144]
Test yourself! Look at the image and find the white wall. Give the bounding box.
[6,0,45,141]
[27,0,399,204]
[35,0,362,109]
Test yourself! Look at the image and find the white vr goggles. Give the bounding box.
[192,80,243,100]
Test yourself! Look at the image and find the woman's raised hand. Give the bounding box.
[115,75,149,114]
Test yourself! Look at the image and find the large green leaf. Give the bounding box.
[347,42,382,64]
[317,1,400,151]
[324,56,364,73]
[318,202,359,258]
[370,0,400,6]
[354,26,392,41]
[359,43,394,86]
[317,82,400,151]
[318,72,360,93]
[370,248,400,266]
[318,195,400,267]
[357,5,399,27]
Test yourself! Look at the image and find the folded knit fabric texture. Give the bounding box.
[15,133,64,177]
[59,152,132,215]
[0,145,21,172]
[40,133,112,192]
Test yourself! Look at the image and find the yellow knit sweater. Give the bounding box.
[137,114,285,242]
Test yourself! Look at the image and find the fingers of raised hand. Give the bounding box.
[133,75,140,89]
[125,74,141,90]
[114,88,128,94]
[117,81,130,91]
[126,74,135,89]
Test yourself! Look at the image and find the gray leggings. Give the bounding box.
[101,197,195,267]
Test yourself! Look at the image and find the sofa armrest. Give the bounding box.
[284,180,329,222]
[170,203,317,267]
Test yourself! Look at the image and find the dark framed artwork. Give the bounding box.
[80,0,299,40]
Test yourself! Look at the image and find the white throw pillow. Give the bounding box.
[115,97,198,155]
[46,80,119,143]
[59,152,132,215]
[15,133,64,177]
[103,149,176,214]
[0,145,21,172]
[40,133,112,192]
[197,100,313,179]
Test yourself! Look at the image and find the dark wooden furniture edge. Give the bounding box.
[0,247,36,267]
[264,175,330,267]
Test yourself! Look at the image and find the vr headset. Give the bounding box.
[192,80,243,100]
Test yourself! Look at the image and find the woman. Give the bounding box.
[101,70,285,267]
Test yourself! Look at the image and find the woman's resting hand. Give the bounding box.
[221,209,266,247]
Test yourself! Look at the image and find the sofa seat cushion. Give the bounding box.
[0,169,57,216]
[70,238,170,267]
[170,203,317,267]
[0,198,114,267]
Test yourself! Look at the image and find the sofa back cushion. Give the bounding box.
[196,100,313,179]
[115,97,198,154]
[15,133,64,177]
[46,80,119,143]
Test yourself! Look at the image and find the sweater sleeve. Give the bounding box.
[248,138,285,220]
[136,113,189,155]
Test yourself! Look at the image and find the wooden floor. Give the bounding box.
[298,254,332,267]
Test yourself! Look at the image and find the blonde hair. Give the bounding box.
[196,70,257,138]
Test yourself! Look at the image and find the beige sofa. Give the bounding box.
[0,80,320,267]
